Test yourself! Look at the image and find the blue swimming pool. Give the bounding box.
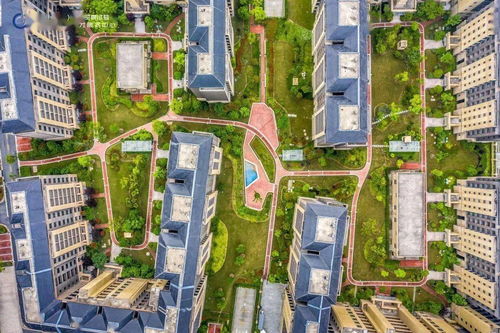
[244,161,259,187]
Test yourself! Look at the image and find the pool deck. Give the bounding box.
[242,103,277,211]
[244,132,274,210]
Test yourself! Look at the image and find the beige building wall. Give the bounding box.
[450,265,496,310]
[451,6,495,52]
[454,182,497,216]
[454,53,496,94]
[451,225,497,263]
[455,100,496,133]
[49,220,90,258]
[452,304,500,333]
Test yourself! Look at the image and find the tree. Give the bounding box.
[236,244,246,254]
[144,16,155,31]
[90,251,108,269]
[415,0,444,21]
[6,155,16,164]
[394,71,409,82]
[394,269,407,278]
[78,155,94,168]
[109,123,120,135]
[83,0,119,33]
[440,52,455,65]
[123,209,145,231]
[235,254,246,266]
[361,218,378,237]
[409,94,423,114]
[251,6,266,22]
[445,14,461,28]
[237,6,250,20]
[152,120,169,137]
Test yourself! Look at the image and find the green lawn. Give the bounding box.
[352,30,424,281]
[425,49,439,78]
[371,53,408,109]
[19,156,104,193]
[286,0,315,29]
[152,59,169,93]
[106,143,151,245]
[203,156,268,323]
[92,38,167,140]
[250,137,276,182]
[120,248,155,266]
[267,21,314,147]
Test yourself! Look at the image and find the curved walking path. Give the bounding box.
[21,20,432,289]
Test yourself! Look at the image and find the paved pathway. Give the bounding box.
[424,39,444,49]
[426,117,446,128]
[425,78,444,89]
[427,231,446,242]
[0,233,12,261]
[0,266,23,332]
[426,191,445,202]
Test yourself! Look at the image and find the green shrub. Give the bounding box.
[207,218,228,273]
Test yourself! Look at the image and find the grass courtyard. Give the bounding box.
[106,142,152,246]
[92,38,168,140]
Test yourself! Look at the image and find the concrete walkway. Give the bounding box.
[424,78,444,89]
[0,266,23,333]
[426,117,446,128]
[426,192,445,202]
[231,287,257,333]
[157,149,169,158]
[428,271,446,281]
[134,18,145,33]
[153,191,164,201]
[427,231,446,242]
[424,39,444,49]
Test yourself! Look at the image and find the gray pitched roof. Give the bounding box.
[321,0,369,146]
[291,199,348,333]
[0,0,36,134]
[155,131,217,332]
[187,0,228,89]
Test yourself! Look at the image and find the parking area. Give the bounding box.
[231,287,257,333]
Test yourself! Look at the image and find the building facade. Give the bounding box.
[311,0,369,148]
[444,177,500,319]
[331,296,458,332]
[444,0,500,142]
[0,0,79,140]
[154,131,222,332]
[6,175,90,324]
[185,0,234,103]
[5,131,222,332]
[282,196,348,333]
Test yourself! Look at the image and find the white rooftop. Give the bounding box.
[338,1,359,26]
[171,195,192,222]
[177,143,199,170]
[165,248,186,274]
[197,53,212,74]
[306,322,319,333]
[339,105,360,131]
[116,42,147,90]
[197,6,212,26]
[315,216,337,243]
[308,268,331,295]
[339,53,359,78]
[11,191,26,214]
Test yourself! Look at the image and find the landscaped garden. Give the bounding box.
[353,24,427,282]
[250,137,275,182]
[92,38,168,140]
[106,131,153,246]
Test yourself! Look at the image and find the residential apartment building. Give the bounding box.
[444,1,500,142]
[6,175,90,324]
[5,131,222,332]
[0,0,78,140]
[282,196,348,333]
[154,131,222,332]
[311,0,369,148]
[185,0,235,103]
[444,177,500,319]
[450,0,494,15]
[451,304,500,332]
[331,296,458,332]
